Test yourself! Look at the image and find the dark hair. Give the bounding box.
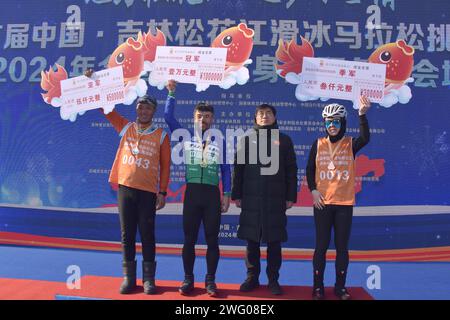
[255,103,277,117]
[194,102,214,114]
[137,95,157,108]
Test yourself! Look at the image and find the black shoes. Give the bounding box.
[240,278,282,295]
[312,286,325,300]
[179,274,220,296]
[239,277,260,292]
[142,261,157,295]
[205,274,218,297]
[334,287,351,300]
[119,260,137,294]
[268,280,283,295]
[335,271,350,300]
[179,275,195,295]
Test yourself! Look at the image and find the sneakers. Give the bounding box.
[179,275,194,295]
[312,286,325,300]
[205,274,218,297]
[268,280,283,295]
[334,287,351,300]
[239,277,260,292]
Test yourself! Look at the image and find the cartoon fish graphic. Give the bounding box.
[108,37,145,84]
[41,28,167,107]
[137,28,166,63]
[275,37,314,77]
[211,23,254,70]
[368,39,415,86]
[108,29,166,82]
[40,64,68,104]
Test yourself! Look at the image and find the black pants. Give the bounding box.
[118,185,157,262]
[313,205,353,288]
[182,183,222,277]
[245,240,282,282]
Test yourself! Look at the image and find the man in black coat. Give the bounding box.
[231,104,298,295]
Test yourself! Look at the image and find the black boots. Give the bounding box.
[205,274,217,297]
[242,241,261,292]
[310,270,351,300]
[179,275,218,296]
[239,275,260,292]
[240,257,260,292]
[267,268,282,295]
[142,261,157,295]
[119,260,157,295]
[268,279,283,295]
[179,275,195,295]
[119,260,137,294]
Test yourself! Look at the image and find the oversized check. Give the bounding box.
[60,66,125,118]
[150,46,227,85]
[299,57,386,103]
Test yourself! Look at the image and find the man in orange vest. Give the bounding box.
[306,95,371,300]
[85,69,171,295]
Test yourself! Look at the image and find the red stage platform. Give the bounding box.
[0,276,373,300]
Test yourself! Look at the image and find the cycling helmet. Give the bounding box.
[322,103,347,119]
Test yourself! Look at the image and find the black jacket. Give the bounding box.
[232,123,298,243]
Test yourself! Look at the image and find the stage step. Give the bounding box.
[54,275,374,300]
[0,276,374,300]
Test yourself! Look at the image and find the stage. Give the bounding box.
[1,244,449,300]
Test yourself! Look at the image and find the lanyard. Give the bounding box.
[194,131,212,168]
[326,137,344,170]
[131,123,151,156]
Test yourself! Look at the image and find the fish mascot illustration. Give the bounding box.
[211,23,254,76]
[368,39,415,94]
[40,64,68,106]
[40,28,166,121]
[275,36,415,107]
[190,23,255,92]
[107,38,145,85]
[275,37,314,78]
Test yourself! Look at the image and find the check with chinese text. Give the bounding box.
[60,66,125,118]
[150,46,227,86]
[299,57,386,103]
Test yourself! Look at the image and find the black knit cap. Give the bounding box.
[137,95,157,108]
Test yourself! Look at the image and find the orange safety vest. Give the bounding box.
[315,136,355,205]
[109,122,167,194]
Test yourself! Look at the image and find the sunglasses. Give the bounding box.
[325,119,341,129]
